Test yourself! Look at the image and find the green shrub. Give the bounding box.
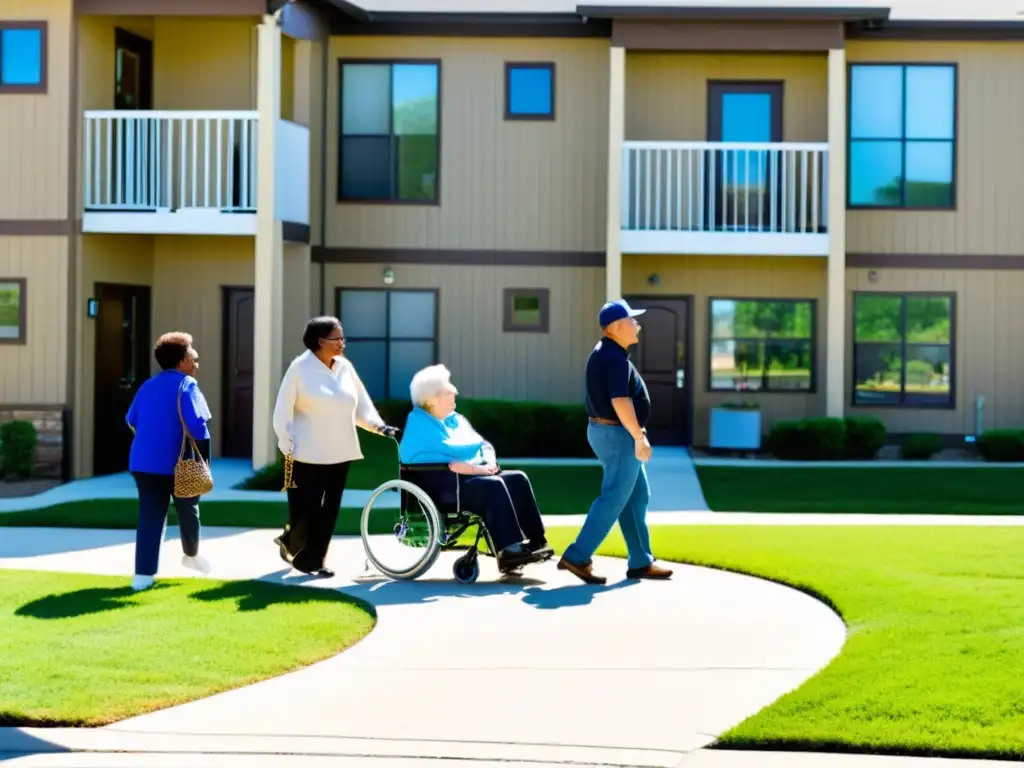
[0,420,37,479]
[900,433,943,460]
[844,416,887,459]
[768,417,846,461]
[241,452,287,491]
[977,429,1024,463]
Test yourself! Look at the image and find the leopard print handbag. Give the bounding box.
[173,379,214,498]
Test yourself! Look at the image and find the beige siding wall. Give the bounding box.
[323,262,605,402]
[74,234,154,477]
[624,255,827,445]
[625,52,828,142]
[0,237,69,405]
[325,36,610,251]
[0,0,72,220]
[846,41,1024,256]
[151,236,254,451]
[846,267,1024,435]
[282,243,311,365]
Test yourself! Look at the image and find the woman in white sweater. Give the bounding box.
[272,316,398,577]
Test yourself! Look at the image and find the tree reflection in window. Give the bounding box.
[853,292,952,407]
[709,299,814,392]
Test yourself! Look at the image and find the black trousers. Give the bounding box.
[460,470,547,551]
[132,472,200,577]
[281,460,350,572]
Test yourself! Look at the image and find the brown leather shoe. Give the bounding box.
[557,557,607,585]
[626,563,673,580]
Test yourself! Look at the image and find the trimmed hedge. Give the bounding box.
[0,420,37,480]
[767,416,886,461]
[977,429,1024,463]
[901,433,943,460]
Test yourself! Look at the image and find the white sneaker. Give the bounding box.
[182,554,211,574]
[131,574,155,591]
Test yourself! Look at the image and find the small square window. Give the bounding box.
[503,288,549,333]
[0,22,46,93]
[505,63,555,121]
[0,278,26,344]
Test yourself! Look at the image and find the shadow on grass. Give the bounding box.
[189,578,371,614]
[14,584,170,620]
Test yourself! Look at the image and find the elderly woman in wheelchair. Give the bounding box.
[358,363,553,584]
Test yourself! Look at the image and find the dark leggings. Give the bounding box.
[460,470,547,551]
[281,460,351,572]
[132,472,201,577]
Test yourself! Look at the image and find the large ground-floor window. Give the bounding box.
[336,288,438,401]
[852,291,954,408]
[708,297,815,391]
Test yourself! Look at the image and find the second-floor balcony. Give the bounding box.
[621,141,829,257]
[82,110,309,236]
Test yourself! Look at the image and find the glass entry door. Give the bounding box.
[706,81,783,232]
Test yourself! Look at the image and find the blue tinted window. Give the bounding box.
[1,27,43,87]
[507,64,554,119]
[848,64,956,209]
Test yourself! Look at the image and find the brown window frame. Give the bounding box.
[0,277,27,345]
[0,21,47,94]
[504,62,556,122]
[503,287,550,333]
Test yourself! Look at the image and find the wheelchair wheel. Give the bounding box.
[453,554,480,584]
[360,479,443,581]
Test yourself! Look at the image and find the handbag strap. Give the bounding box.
[176,377,203,462]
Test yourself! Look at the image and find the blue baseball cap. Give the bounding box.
[598,299,646,329]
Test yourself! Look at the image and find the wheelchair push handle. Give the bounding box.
[377,424,402,440]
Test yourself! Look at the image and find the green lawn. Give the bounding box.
[697,465,1024,514]
[545,524,1024,760]
[0,569,375,727]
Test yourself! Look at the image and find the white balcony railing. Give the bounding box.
[621,141,829,255]
[83,110,259,214]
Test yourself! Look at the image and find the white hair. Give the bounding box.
[410,364,458,408]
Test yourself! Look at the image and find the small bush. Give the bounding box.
[242,452,287,491]
[844,416,887,459]
[0,420,37,480]
[977,429,1024,463]
[900,433,943,460]
[768,417,846,461]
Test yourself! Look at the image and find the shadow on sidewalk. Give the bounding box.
[0,727,70,760]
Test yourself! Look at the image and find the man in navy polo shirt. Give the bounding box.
[558,299,673,585]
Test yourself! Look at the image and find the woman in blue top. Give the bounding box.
[125,331,212,591]
[399,364,551,571]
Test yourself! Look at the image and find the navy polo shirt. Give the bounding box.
[584,337,651,428]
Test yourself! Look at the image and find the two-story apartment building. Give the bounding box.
[0,0,1017,479]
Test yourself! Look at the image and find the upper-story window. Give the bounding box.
[848,63,956,209]
[0,22,46,93]
[504,62,555,121]
[338,60,440,204]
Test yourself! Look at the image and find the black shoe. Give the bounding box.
[314,568,335,578]
[497,548,535,571]
[526,540,554,560]
[273,536,293,565]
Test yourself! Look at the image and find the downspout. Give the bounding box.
[319,31,328,315]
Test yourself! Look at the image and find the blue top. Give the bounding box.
[126,370,212,475]
[584,337,651,428]
[398,406,491,466]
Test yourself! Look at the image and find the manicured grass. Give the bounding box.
[544,524,1024,760]
[697,465,1024,514]
[0,569,375,727]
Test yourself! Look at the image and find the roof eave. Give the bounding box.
[576,4,892,22]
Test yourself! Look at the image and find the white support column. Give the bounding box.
[252,14,284,470]
[605,46,625,301]
[826,47,847,418]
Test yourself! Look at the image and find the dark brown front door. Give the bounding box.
[113,28,153,209]
[222,287,255,458]
[625,296,691,446]
[93,283,152,476]
[707,81,784,232]
[114,28,152,111]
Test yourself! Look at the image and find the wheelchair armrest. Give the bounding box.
[399,462,452,473]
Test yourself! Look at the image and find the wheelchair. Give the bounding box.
[359,438,544,584]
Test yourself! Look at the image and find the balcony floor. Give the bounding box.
[621,229,829,257]
[82,209,257,236]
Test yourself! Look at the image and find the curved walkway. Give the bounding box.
[0,526,845,767]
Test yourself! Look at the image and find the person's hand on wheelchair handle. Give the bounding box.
[377,424,401,440]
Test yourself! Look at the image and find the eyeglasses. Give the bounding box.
[323,335,345,343]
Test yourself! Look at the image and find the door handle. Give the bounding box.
[676,369,685,389]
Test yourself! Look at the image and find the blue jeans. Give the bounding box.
[563,423,655,571]
[132,472,201,577]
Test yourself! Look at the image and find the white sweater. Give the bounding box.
[272,350,384,465]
